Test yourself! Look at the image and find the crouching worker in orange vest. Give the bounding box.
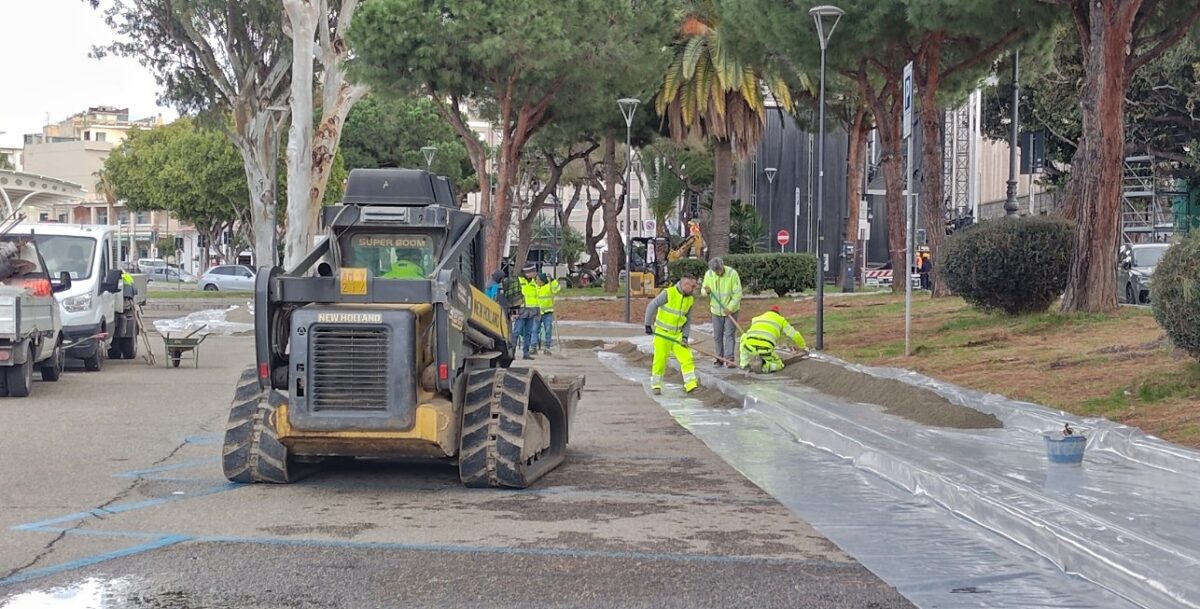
[644,274,699,395]
[740,306,807,374]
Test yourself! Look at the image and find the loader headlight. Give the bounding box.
[62,293,93,313]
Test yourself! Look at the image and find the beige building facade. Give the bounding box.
[19,107,197,268]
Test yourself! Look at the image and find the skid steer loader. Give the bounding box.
[222,168,583,488]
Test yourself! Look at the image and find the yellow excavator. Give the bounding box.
[627,221,706,297]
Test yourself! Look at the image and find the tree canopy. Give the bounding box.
[340,95,478,196]
[103,118,248,263]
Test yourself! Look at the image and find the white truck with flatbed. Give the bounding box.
[0,236,69,396]
[14,225,148,370]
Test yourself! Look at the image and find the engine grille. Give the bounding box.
[310,325,390,410]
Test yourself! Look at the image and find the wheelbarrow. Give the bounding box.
[163,325,209,368]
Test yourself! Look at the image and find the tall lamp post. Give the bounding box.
[809,4,843,351]
[764,167,777,250]
[618,97,640,324]
[1004,50,1021,217]
[421,145,438,172]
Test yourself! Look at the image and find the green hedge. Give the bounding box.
[667,253,817,297]
[1151,232,1200,360]
[941,217,1074,315]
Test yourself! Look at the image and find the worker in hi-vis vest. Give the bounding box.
[644,274,699,395]
[700,257,742,368]
[739,305,807,373]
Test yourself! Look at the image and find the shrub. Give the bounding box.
[940,217,1074,315]
[667,253,817,297]
[1151,232,1200,359]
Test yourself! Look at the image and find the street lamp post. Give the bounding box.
[1004,50,1021,217]
[618,97,640,324]
[810,4,844,351]
[764,167,777,250]
[421,145,438,172]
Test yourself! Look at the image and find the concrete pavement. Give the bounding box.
[0,329,913,608]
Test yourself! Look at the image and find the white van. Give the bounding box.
[15,225,148,370]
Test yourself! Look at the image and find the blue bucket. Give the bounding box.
[1044,434,1087,465]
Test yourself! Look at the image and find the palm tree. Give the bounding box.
[93,168,118,226]
[655,2,793,257]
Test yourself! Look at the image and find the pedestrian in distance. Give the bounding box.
[740,305,807,374]
[919,253,933,290]
[515,263,541,360]
[644,273,700,395]
[534,272,563,354]
[701,257,743,369]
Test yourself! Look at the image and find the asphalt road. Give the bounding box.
[0,328,913,609]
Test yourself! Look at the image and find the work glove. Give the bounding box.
[645,325,653,335]
[539,272,549,283]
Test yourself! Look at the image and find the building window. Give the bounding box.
[135,210,150,224]
[96,208,108,224]
[39,212,49,222]
[117,209,129,225]
[95,132,106,142]
[57,213,68,223]
[83,131,91,141]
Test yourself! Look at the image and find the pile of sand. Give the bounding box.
[780,359,1001,429]
[604,341,1001,429]
[224,305,254,325]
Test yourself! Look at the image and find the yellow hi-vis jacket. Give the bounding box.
[646,284,694,339]
[743,311,806,349]
[536,280,563,314]
[701,268,743,315]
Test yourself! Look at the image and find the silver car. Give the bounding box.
[1118,243,1170,304]
[198,265,256,291]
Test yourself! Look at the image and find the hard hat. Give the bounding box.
[770,305,781,313]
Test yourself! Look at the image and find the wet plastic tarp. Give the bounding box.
[152,305,253,337]
[599,337,1200,609]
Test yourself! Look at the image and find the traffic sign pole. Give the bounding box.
[903,61,914,357]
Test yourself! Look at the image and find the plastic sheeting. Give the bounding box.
[151,305,254,337]
[599,338,1200,609]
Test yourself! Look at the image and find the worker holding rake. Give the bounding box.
[701,257,743,369]
[644,274,700,395]
[740,306,808,374]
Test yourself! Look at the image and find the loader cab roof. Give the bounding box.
[342,168,458,208]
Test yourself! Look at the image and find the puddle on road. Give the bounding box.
[1,578,199,609]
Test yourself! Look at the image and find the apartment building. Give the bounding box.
[19,107,196,268]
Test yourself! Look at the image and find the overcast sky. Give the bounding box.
[0,0,178,149]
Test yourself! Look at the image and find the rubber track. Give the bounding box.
[222,366,291,483]
[460,367,557,488]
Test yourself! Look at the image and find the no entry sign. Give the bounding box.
[776,229,790,248]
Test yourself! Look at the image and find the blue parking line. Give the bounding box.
[114,457,219,479]
[13,483,241,532]
[0,536,190,587]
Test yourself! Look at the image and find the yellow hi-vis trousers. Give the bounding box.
[651,334,697,392]
[740,337,785,373]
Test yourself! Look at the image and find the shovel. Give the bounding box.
[652,331,738,368]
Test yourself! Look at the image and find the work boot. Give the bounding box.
[713,358,722,366]
[651,387,662,396]
[523,353,535,361]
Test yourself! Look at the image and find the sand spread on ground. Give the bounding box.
[605,342,1001,429]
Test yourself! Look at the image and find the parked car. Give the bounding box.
[137,258,167,273]
[1118,243,1171,304]
[198,265,256,291]
[146,266,196,283]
